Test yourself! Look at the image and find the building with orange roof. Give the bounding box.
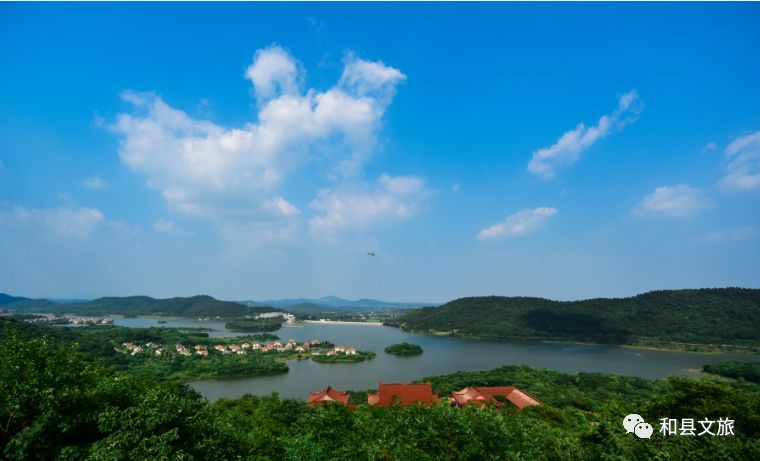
[307,386,351,406]
[449,387,542,409]
[367,381,439,407]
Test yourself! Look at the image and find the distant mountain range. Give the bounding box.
[0,293,437,316]
[236,296,438,309]
[0,294,283,318]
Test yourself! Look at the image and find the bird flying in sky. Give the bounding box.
[367,252,375,256]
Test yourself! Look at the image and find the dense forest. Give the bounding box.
[225,319,282,333]
[2,322,759,460]
[704,361,760,384]
[0,293,287,318]
[385,288,760,349]
[0,319,286,381]
[384,342,423,356]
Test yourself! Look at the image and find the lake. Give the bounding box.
[47,315,244,337]
[183,322,760,401]
[46,316,760,401]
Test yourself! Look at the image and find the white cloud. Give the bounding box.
[632,185,713,217]
[702,142,717,152]
[0,206,105,236]
[719,131,760,192]
[82,176,107,189]
[528,90,644,179]
[152,218,192,236]
[477,207,558,241]
[110,45,407,222]
[706,225,759,241]
[0,159,5,169]
[308,174,427,241]
[244,45,303,101]
[261,197,301,217]
[452,183,460,191]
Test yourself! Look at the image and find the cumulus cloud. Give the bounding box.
[244,45,303,101]
[632,185,713,217]
[308,174,427,241]
[706,225,759,242]
[702,142,717,152]
[0,206,105,236]
[719,131,760,192]
[261,197,301,217]
[452,183,460,191]
[82,176,107,189]
[152,218,192,236]
[110,45,407,223]
[477,207,558,241]
[528,90,644,179]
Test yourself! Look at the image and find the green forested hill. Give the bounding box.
[1,293,286,318]
[385,288,760,348]
[64,295,284,318]
[0,294,58,311]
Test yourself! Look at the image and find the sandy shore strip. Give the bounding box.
[303,320,383,325]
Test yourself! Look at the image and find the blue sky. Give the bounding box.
[1,3,759,302]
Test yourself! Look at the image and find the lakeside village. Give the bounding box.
[0,311,113,325]
[119,338,542,411]
[117,338,355,358]
[2,309,539,410]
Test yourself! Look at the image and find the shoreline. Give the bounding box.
[395,329,760,355]
[304,320,383,325]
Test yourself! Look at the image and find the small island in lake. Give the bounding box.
[312,348,376,362]
[385,342,423,356]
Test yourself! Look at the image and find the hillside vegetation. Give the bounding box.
[704,361,760,384]
[3,325,760,460]
[385,288,760,349]
[0,293,286,318]
[0,319,284,381]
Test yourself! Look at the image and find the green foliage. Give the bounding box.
[311,351,377,363]
[0,322,250,460]
[418,364,674,412]
[384,342,423,356]
[387,288,760,347]
[704,361,760,384]
[0,319,284,382]
[3,324,760,460]
[225,320,281,333]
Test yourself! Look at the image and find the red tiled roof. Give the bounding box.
[369,381,439,407]
[307,386,351,406]
[450,386,542,409]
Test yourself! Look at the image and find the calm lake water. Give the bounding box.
[182,323,760,401]
[48,315,242,337]
[45,316,760,401]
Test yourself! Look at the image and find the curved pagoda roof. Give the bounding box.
[307,386,350,406]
